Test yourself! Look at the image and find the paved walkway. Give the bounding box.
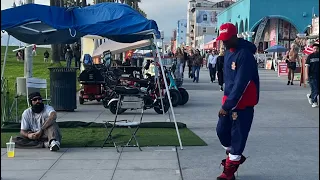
[1,69,319,180]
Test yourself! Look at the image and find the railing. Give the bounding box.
[1,78,10,125]
[1,78,19,125]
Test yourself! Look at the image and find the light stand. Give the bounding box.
[160,30,164,58]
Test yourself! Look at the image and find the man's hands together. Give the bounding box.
[27,130,42,140]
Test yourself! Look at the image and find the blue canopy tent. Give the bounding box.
[1,3,183,149]
[1,3,160,44]
[265,45,288,53]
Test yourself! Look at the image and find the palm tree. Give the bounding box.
[82,0,87,7]
[125,0,140,9]
[50,0,60,63]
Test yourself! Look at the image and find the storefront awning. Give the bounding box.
[204,39,217,50]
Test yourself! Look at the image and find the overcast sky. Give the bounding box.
[1,0,188,41]
[139,0,187,41]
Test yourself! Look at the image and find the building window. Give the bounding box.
[203,27,207,33]
[203,14,207,21]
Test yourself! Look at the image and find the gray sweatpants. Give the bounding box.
[13,123,62,148]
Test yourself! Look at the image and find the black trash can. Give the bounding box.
[48,67,77,111]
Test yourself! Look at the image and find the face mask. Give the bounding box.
[32,103,44,113]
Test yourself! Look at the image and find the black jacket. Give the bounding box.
[216,55,224,72]
[44,51,49,58]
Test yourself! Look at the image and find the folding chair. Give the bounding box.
[26,78,50,106]
[102,87,144,152]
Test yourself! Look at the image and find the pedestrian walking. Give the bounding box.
[73,42,81,69]
[306,41,319,108]
[16,50,23,61]
[175,47,184,78]
[215,23,260,180]
[182,47,188,75]
[207,50,217,83]
[32,44,37,56]
[188,50,194,79]
[285,43,299,85]
[216,49,225,91]
[192,49,203,83]
[65,45,73,68]
[43,50,49,62]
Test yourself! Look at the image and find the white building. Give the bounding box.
[186,0,235,49]
[196,34,215,53]
[176,19,187,48]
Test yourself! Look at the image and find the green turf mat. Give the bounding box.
[1,128,207,148]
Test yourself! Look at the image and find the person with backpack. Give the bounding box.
[43,50,49,62]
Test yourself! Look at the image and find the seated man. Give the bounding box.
[13,92,61,151]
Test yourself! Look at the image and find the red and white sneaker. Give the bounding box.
[217,157,241,180]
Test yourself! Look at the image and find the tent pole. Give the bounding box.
[149,39,166,119]
[1,35,11,82]
[152,34,183,150]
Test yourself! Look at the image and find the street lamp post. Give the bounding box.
[246,32,255,42]
[24,0,34,78]
[160,30,164,58]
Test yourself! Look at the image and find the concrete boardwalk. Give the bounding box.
[1,69,319,180]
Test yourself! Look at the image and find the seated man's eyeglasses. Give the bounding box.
[31,97,42,102]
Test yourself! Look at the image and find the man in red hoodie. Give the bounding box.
[215,23,260,180]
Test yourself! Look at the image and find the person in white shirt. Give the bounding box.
[13,92,62,151]
[207,50,218,83]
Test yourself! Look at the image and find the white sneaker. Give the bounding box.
[312,103,318,108]
[307,94,312,104]
[49,140,60,151]
[44,141,50,148]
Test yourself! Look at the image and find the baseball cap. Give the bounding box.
[216,23,238,41]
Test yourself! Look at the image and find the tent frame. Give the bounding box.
[1,33,184,151]
[151,34,183,150]
[87,35,183,149]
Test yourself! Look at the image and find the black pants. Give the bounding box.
[182,62,186,73]
[216,107,254,155]
[188,66,192,78]
[217,71,224,86]
[75,58,81,69]
[209,64,216,82]
[309,77,319,103]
